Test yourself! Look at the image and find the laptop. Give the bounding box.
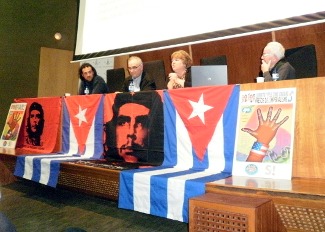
[191,65,228,87]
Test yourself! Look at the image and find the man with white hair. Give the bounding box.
[122,56,156,92]
[260,41,296,81]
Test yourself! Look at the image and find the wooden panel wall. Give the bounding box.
[192,33,271,84]
[38,47,80,97]
[116,22,325,86]
[275,22,325,76]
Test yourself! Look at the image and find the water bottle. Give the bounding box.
[128,80,134,92]
[84,86,90,95]
[272,69,279,81]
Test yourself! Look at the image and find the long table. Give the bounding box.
[203,176,325,232]
[1,78,325,229]
[191,77,325,232]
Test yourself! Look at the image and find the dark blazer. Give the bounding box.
[122,71,156,92]
[78,75,109,95]
[262,58,296,82]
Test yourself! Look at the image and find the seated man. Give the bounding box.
[78,63,109,95]
[260,41,296,81]
[122,56,156,92]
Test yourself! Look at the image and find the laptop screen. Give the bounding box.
[191,65,228,87]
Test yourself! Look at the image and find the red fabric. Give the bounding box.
[64,94,103,155]
[103,91,164,165]
[169,85,234,160]
[15,97,62,153]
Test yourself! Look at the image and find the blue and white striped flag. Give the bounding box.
[14,94,104,187]
[119,85,240,222]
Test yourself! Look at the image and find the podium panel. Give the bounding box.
[189,193,286,232]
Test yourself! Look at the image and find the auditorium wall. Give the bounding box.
[0,1,78,128]
[130,22,325,85]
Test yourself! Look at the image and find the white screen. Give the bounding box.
[74,0,325,61]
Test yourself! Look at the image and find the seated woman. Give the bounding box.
[167,50,192,89]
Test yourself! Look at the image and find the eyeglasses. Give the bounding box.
[127,64,141,70]
[262,53,272,57]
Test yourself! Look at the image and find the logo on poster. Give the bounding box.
[245,164,258,175]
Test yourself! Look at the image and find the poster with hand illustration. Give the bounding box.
[232,88,296,180]
[0,103,27,148]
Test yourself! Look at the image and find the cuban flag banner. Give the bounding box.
[14,94,104,187]
[119,85,240,222]
[61,94,104,157]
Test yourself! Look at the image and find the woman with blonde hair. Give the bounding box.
[167,50,192,89]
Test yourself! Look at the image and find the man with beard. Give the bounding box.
[104,91,164,165]
[26,102,44,146]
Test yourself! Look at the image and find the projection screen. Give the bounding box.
[73,0,325,61]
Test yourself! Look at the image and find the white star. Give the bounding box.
[188,94,213,124]
[75,105,87,126]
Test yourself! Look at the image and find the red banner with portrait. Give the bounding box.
[15,97,62,153]
[103,91,164,165]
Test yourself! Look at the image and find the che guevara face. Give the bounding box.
[29,109,41,133]
[115,103,149,162]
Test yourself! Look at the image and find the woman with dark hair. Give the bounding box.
[78,63,109,95]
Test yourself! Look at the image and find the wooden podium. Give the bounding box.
[201,77,325,231]
[189,193,286,232]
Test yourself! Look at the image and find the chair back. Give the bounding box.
[285,44,317,78]
[200,55,227,65]
[143,60,167,90]
[106,68,125,93]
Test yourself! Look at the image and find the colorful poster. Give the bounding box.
[232,88,296,179]
[0,103,27,148]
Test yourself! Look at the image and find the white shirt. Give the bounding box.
[132,75,142,92]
